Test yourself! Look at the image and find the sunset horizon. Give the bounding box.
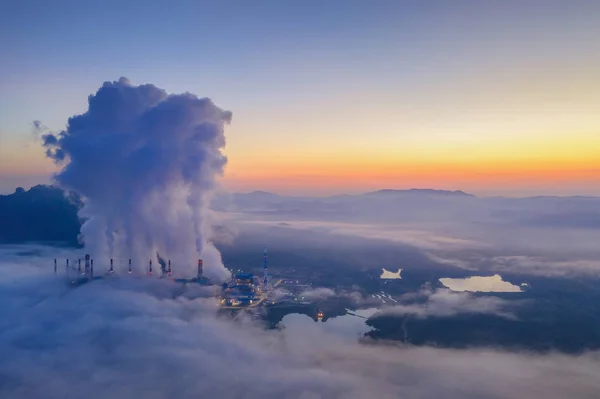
[2,1,599,197]
[2,2,600,398]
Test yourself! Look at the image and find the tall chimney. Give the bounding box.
[128,258,132,273]
[263,248,268,289]
[197,259,203,279]
[90,259,94,278]
[149,259,153,275]
[54,258,57,274]
[109,258,114,273]
[78,259,81,273]
[168,260,171,276]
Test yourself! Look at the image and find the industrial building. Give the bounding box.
[218,248,270,308]
[220,272,258,306]
[173,259,214,286]
[55,248,273,309]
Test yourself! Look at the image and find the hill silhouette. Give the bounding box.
[0,185,82,245]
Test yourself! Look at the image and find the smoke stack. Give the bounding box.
[168,260,171,276]
[197,259,203,279]
[90,259,94,278]
[54,258,57,274]
[263,248,268,289]
[149,259,153,275]
[109,258,114,273]
[66,259,69,274]
[85,254,90,274]
[78,259,81,273]
[128,258,132,273]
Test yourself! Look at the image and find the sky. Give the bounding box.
[1,0,599,196]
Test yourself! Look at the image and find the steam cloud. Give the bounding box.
[41,78,231,279]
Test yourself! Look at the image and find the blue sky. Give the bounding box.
[1,0,599,195]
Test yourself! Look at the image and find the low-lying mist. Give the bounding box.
[1,245,599,399]
[215,190,600,278]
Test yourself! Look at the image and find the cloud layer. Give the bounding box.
[376,285,518,319]
[1,246,599,399]
[222,192,600,278]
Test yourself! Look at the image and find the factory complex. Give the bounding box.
[54,249,278,309]
[218,249,271,307]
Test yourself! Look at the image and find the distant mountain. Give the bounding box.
[364,189,476,198]
[3,185,600,246]
[240,190,281,199]
[215,188,477,209]
[0,185,82,245]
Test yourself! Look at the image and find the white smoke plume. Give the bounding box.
[41,77,231,280]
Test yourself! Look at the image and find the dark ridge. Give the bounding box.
[243,190,280,197]
[364,189,477,198]
[0,185,82,245]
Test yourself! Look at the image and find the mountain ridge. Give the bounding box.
[3,185,600,245]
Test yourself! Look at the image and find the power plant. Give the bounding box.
[217,247,271,307]
[54,249,276,309]
[53,248,333,324]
